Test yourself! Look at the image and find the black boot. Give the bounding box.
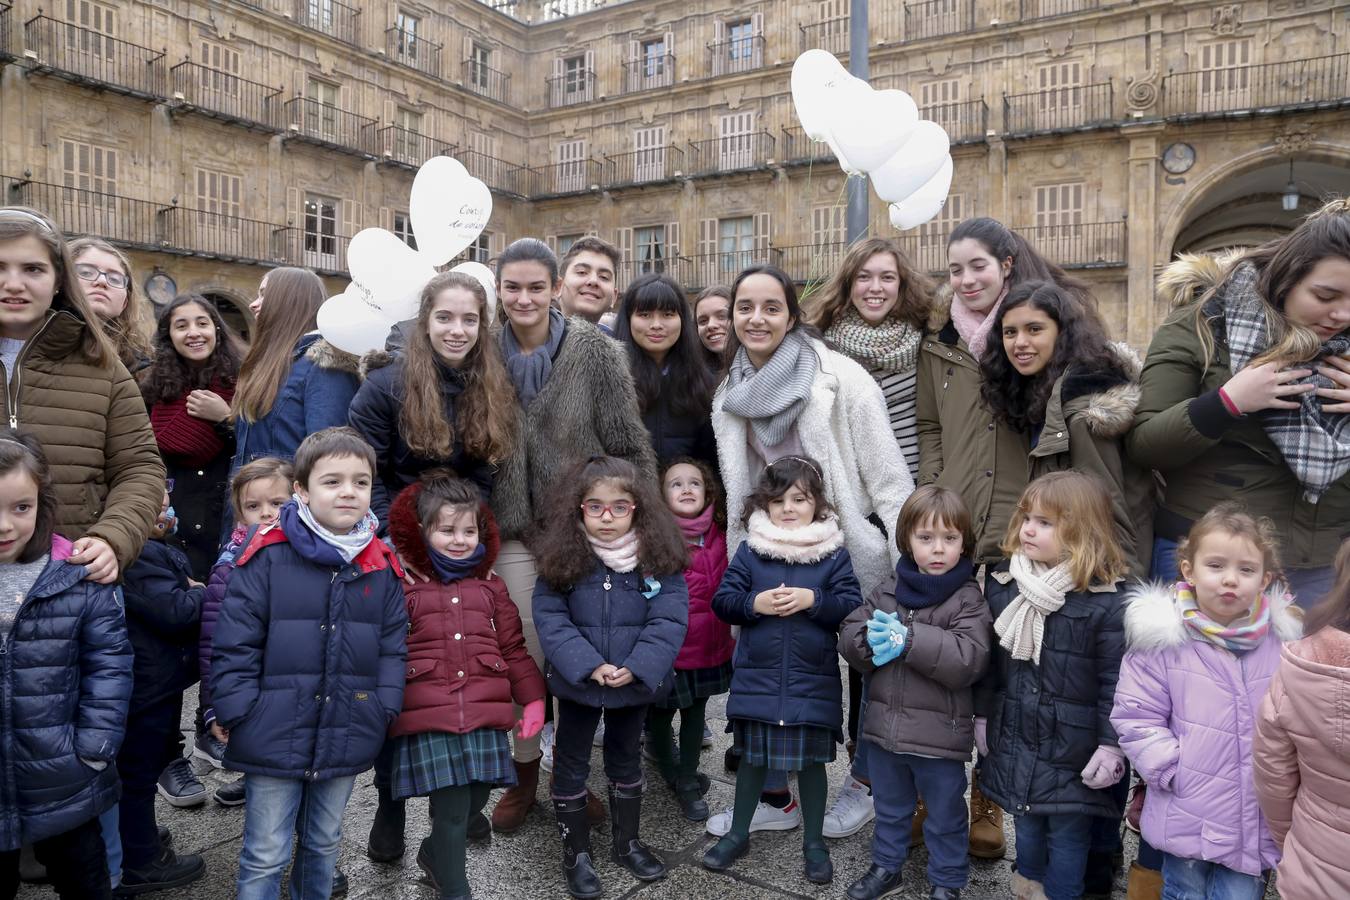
[554,796,602,899]
[114,846,206,895]
[674,775,709,822]
[366,785,406,862]
[608,783,665,881]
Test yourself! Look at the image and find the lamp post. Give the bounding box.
[845,0,870,245]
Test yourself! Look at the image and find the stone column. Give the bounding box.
[1122,122,1165,347]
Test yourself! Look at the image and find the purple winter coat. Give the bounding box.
[197,530,246,722]
[1111,584,1302,877]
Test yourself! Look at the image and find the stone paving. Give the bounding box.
[21,684,1265,899]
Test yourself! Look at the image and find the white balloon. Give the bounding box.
[791,50,847,141]
[449,261,497,319]
[868,121,951,204]
[347,228,438,321]
[317,290,397,356]
[409,156,493,266]
[826,88,919,174]
[888,156,955,230]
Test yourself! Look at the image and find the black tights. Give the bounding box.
[423,783,493,898]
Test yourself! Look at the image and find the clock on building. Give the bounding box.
[145,271,178,308]
[1161,142,1196,175]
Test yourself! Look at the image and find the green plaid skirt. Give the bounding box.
[391,729,516,800]
[656,662,733,710]
[730,719,837,770]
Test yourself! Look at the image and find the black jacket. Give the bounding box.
[641,388,717,470]
[976,565,1126,819]
[122,539,204,707]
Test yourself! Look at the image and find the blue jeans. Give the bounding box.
[868,747,967,888]
[237,774,356,900]
[1014,812,1093,900]
[99,803,121,888]
[1161,853,1267,900]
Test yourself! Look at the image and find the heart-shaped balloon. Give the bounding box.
[826,88,919,174]
[409,156,493,266]
[346,227,438,321]
[317,289,398,356]
[888,156,955,230]
[791,49,848,142]
[449,261,496,319]
[868,121,951,204]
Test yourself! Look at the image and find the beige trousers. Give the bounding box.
[497,539,543,763]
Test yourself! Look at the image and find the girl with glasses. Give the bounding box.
[68,237,154,374]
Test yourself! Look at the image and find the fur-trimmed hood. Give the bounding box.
[387,480,501,579]
[304,335,361,374]
[358,348,394,380]
[928,284,956,333]
[1123,581,1303,652]
[1048,342,1143,441]
[745,510,845,564]
[1157,250,1246,311]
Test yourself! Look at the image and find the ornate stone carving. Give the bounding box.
[1043,30,1075,58]
[1274,125,1317,153]
[926,51,952,77]
[1126,71,1159,112]
[1210,5,1242,34]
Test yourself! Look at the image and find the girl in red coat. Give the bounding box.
[648,458,735,822]
[386,473,545,900]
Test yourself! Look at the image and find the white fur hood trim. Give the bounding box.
[1123,581,1303,651]
[745,510,844,564]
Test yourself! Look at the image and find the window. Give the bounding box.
[467,130,494,158]
[1198,39,1252,110]
[394,10,419,63]
[713,15,762,75]
[564,55,587,93]
[196,168,240,219]
[393,211,417,250]
[303,193,339,269]
[306,0,336,33]
[197,40,241,99]
[304,78,339,141]
[641,38,667,78]
[61,139,117,212]
[390,107,423,162]
[63,0,116,65]
[557,233,584,256]
[718,217,754,274]
[1037,61,1083,119]
[812,205,845,247]
[718,112,755,171]
[633,125,666,182]
[468,232,490,264]
[555,139,587,193]
[469,42,492,90]
[920,78,962,135]
[1035,182,1083,228]
[728,19,754,63]
[552,52,594,106]
[916,192,963,273]
[635,225,666,273]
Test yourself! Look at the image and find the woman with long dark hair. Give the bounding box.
[613,273,718,468]
[142,294,241,578]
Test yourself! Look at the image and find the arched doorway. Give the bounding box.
[199,290,252,340]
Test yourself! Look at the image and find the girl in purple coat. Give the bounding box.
[1112,503,1301,899]
[647,458,735,822]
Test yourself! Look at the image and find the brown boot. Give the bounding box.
[910,796,927,847]
[585,788,607,825]
[967,784,1006,858]
[1125,862,1163,900]
[492,758,540,834]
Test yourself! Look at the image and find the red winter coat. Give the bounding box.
[675,522,735,671]
[386,482,545,738]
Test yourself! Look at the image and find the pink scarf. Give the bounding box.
[675,505,715,546]
[949,285,1008,361]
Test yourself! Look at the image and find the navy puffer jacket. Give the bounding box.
[713,514,863,736]
[122,539,202,707]
[209,524,408,781]
[0,536,131,850]
[533,562,688,708]
[976,565,1126,818]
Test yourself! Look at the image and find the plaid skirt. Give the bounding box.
[656,661,733,710]
[391,729,516,800]
[730,719,837,770]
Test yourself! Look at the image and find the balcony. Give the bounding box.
[614,256,690,292]
[1163,53,1350,120]
[777,242,845,286]
[22,16,166,100]
[531,158,604,197]
[463,59,510,103]
[170,62,282,131]
[459,149,533,198]
[604,146,684,186]
[548,69,595,108]
[376,126,456,168]
[1014,221,1126,268]
[685,248,781,290]
[904,0,974,40]
[799,18,850,56]
[1018,0,1101,19]
[686,132,776,176]
[0,4,13,62]
[893,234,952,276]
[385,27,440,78]
[293,0,361,46]
[622,53,674,93]
[1003,82,1114,136]
[778,127,837,165]
[708,35,764,77]
[921,99,989,143]
[281,97,377,157]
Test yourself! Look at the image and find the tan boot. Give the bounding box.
[491,758,539,833]
[967,784,1006,858]
[910,796,927,847]
[1011,871,1049,900]
[585,788,607,825]
[1126,862,1164,900]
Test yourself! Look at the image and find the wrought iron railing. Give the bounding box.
[708,34,764,76]
[0,4,13,61]
[1163,53,1350,118]
[903,0,974,40]
[921,99,989,143]
[23,15,166,98]
[547,69,595,107]
[281,97,377,156]
[686,133,776,176]
[621,52,674,93]
[376,126,456,168]
[776,243,846,286]
[778,127,837,164]
[386,27,440,78]
[463,59,510,103]
[458,149,534,197]
[1003,82,1114,135]
[293,0,361,45]
[799,18,850,55]
[531,158,605,196]
[170,62,282,130]
[1014,221,1127,268]
[604,146,684,186]
[684,248,782,289]
[1018,0,1101,19]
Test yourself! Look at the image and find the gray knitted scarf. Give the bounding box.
[722,330,819,447]
[823,309,920,375]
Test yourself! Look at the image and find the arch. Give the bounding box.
[192,286,253,338]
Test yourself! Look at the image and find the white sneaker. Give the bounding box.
[705,796,801,836]
[539,721,554,774]
[822,774,875,838]
[702,723,714,748]
[593,718,605,747]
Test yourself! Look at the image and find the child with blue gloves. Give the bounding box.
[839,486,992,900]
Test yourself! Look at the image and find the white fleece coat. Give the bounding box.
[713,337,914,598]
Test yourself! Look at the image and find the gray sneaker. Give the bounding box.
[214,774,246,807]
[192,732,227,770]
[156,757,207,808]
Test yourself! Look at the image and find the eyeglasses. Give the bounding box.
[580,501,635,519]
[73,263,128,290]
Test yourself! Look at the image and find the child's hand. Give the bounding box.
[605,667,634,688]
[772,587,815,616]
[752,588,783,616]
[516,699,545,739]
[591,663,618,686]
[869,621,908,668]
[188,578,205,589]
[1081,745,1126,790]
[209,722,230,744]
[394,550,431,586]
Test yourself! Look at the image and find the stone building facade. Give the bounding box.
[0,0,1345,341]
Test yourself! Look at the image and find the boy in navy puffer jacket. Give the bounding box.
[211,427,407,900]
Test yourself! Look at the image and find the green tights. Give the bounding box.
[727,761,828,859]
[422,782,492,898]
[646,698,708,783]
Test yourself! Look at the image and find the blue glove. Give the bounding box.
[866,611,908,667]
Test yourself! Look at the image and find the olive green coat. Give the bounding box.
[0,310,165,569]
[1125,254,1350,570]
